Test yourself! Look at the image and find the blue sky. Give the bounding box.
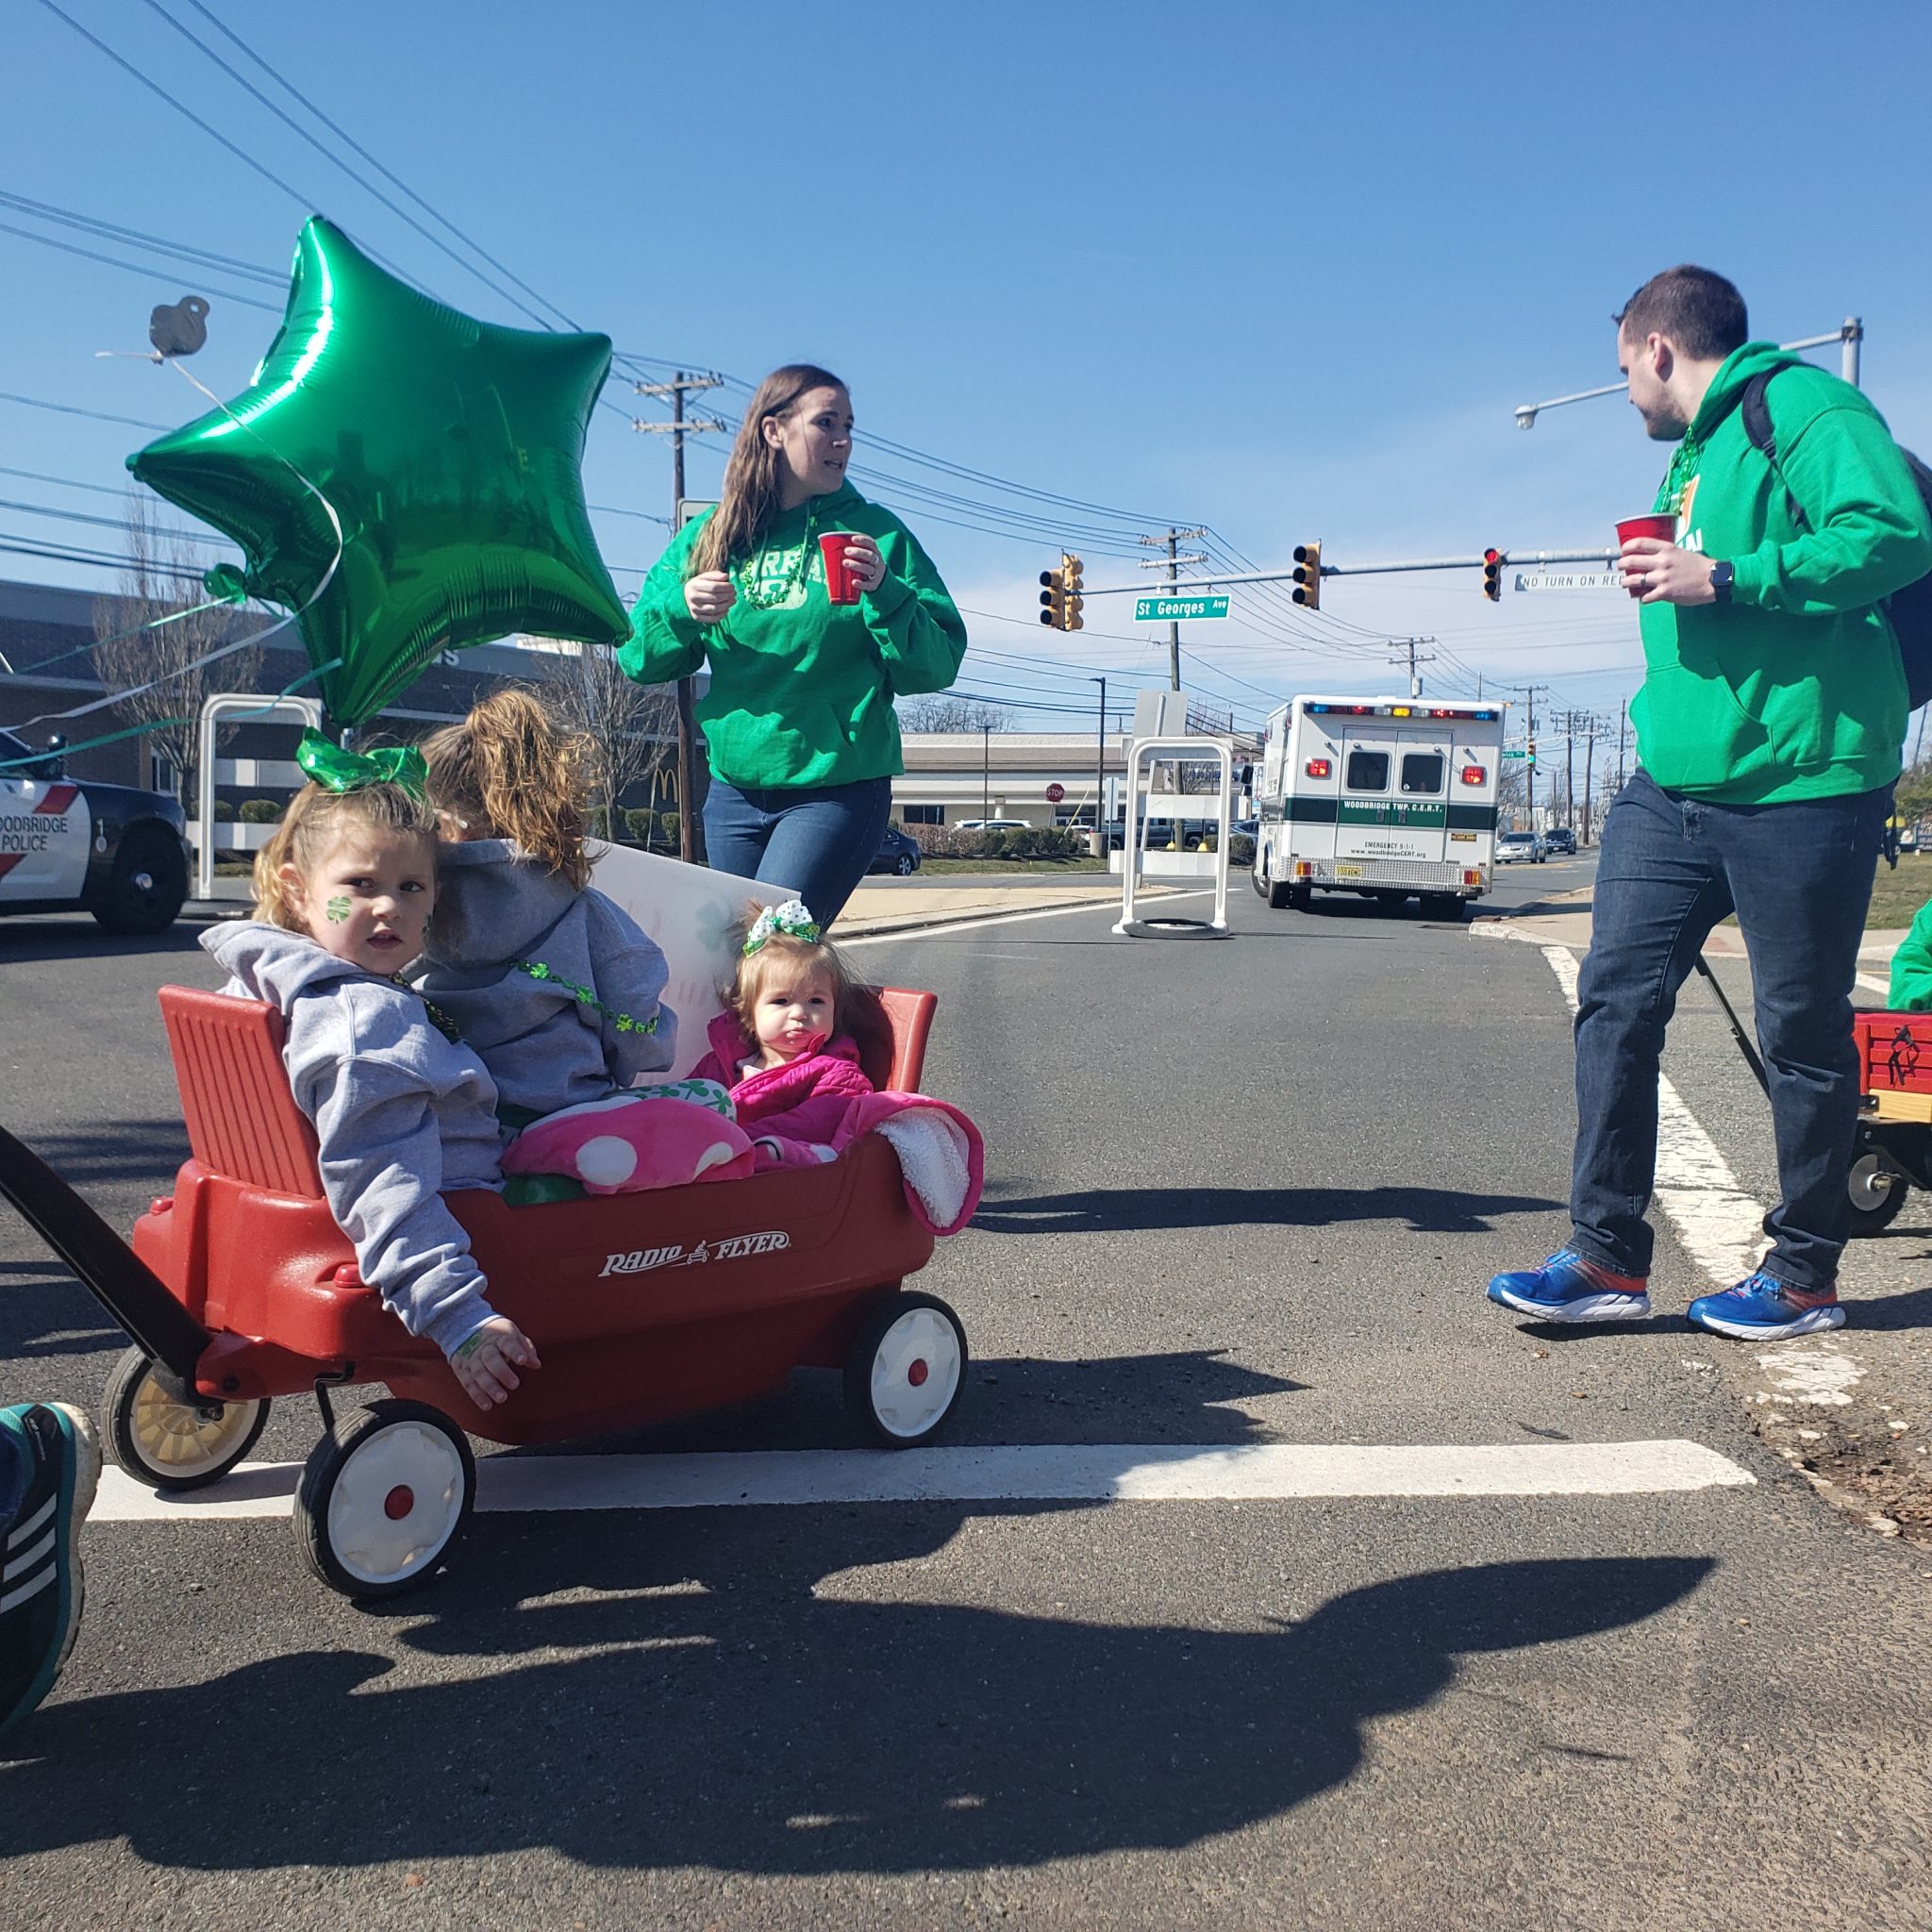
[5,0,1930,741]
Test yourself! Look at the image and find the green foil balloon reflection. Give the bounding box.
[128,217,628,725]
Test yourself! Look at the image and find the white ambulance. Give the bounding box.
[1250,695,1504,919]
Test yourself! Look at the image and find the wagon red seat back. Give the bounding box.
[158,987,322,1197]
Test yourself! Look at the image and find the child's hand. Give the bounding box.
[449,1317,541,1409]
[684,572,737,624]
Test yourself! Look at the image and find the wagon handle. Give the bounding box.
[1690,956,1769,1096]
[0,1122,211,1389]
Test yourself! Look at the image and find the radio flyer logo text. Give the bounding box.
[600,1229,791,1276]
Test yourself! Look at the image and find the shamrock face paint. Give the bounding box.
[287,826,435,974]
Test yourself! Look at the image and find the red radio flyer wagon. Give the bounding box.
[0,980,969,1600]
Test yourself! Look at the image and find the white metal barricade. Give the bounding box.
[193,692,323,900]
[1112,735,1232,939]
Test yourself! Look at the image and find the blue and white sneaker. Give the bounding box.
[1687,1272,1846,1341]
[0,1403,100,1740]
[1487,1249,1652,1323]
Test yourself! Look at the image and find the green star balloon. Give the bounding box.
[129,217,628,726]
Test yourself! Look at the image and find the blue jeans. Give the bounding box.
[702,775,893,928]
[1570,770,1890,1293]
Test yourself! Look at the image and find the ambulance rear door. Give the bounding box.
[1334,726,1450,865]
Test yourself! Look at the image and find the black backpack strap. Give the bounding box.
[1739,367,1808,531]
[1740,370,1776,461]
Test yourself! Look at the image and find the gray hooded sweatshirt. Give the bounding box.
[202,921,504,1357]
[413,841,676,1118]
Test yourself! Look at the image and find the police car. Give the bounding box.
[0,729,190,933]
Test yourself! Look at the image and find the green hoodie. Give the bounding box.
[1630,341,1932,803]
[621,481,968,791]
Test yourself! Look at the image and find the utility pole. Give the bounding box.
[1616,694,1628,792]
[1509,683,1549,824]
[1390,637,1437,699]
[634,370,726,861]
[1564,712,1575,831]
[1088,674,1107,847]
[1581,714,1598,847]
[1139,527,1208,691]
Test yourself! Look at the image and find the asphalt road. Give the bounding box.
[2,862,1928,1931]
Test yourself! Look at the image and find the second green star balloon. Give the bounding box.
[129,217,629,726]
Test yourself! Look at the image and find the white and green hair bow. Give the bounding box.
[743,898,822,954]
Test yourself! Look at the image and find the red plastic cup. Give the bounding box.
[1616,513,1677,597]
[818,532,861,605]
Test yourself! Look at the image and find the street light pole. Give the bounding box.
[982,724,990,819]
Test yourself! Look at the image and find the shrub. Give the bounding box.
[624,808,655,845]
[1229,832,1257,865]
[658,809,680,850]
[238,798,281,824]
[210,799,235,821]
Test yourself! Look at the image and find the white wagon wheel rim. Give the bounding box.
[131,1373,258,1476]
[326,1421,466,1587]
[868,1306,961,1439]
[1848,1153,1895,1212]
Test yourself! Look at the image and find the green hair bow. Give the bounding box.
[295,728,427,800]
[743,898,822,953]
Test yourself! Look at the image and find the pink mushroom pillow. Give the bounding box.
[502,1093,757,1196]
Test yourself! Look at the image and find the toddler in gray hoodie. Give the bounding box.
[202,736,540,1411]
[415,690,675,1123]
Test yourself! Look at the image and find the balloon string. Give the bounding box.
[0,654,342,774]
[1,359,349,740]
[21,590,247,680]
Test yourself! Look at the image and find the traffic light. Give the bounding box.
[1526,738,1537,767]
[1291,541,1322,609]
[1039,563,1064,628]
[1039,553,1085,630]
[1482,548,1503,602]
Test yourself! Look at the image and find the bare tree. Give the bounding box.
[92,494,259,808]
[897,693,1013,733]
[542,641,677,838]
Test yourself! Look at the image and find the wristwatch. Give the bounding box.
[1709,560,1735,605]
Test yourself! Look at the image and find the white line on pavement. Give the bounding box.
[89,1437,1753,1523]
[1475,925,1770,1284]
[839,890,1213,949]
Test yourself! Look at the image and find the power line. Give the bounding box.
[0,215,282,313]
[0,390,170,432]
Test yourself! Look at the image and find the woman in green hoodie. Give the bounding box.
[622,364,968,924]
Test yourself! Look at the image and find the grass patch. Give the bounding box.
[1866,855,1932,932]
[905,856,1108,875]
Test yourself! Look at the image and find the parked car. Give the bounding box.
[1542,826,1577,856]
[954,818,1030,834]
[870,824,923,875]
[0,729,190,932]
[1496,829,1546,865]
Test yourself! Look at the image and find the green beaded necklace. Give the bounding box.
[733,500,820,612]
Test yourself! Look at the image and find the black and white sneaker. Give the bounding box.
[0,1404,100,1739]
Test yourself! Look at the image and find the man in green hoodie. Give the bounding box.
[1488,264,1932,1341]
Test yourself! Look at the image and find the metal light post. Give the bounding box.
[982,724,990,818]
[1089,675,1107,847]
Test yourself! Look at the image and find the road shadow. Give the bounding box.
[7,1117,191,1189]
[0,920,215,967]
[974,1185,1562,1237]
[2,1545,1712,1873]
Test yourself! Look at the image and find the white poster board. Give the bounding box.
[589,844,793,1078]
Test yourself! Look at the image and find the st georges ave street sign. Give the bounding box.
[1136,595,1231,622]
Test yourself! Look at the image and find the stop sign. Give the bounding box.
[1046,782,1065,803]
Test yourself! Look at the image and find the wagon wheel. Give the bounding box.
[843,1291,968,1448]
[1845,1150,1908,1238]
[104,1344,269,1491]
[295,1399,475,1599]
